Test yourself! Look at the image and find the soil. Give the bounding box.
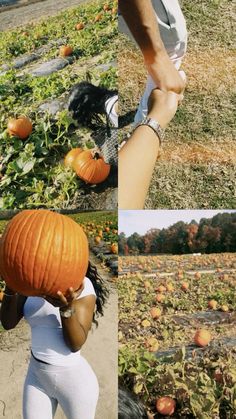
[0,252,118,419]
[0,0,90,31]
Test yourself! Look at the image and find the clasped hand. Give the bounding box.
[42,284,84,309]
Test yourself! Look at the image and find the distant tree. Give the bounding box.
[118,232,127,255]
[118,213,236,255]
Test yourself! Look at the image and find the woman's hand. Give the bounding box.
[147,88,181,129]
[43,283,84,309]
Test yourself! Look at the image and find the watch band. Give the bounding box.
[133,117,165,144]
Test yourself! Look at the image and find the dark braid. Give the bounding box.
[86,261,109,325]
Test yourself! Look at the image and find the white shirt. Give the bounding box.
[24,277,96,366]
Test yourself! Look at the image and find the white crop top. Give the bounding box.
[23,277,96,366]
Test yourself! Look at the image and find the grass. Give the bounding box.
[118,0,236,209]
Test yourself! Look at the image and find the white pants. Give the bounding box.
[119,0,188,121]
[23,356,99,419]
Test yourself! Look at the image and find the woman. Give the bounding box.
[0,262,108,419]
[118,88,181,209]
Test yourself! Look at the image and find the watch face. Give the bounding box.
[61,309,72,318]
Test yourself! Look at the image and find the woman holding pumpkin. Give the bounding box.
[0,211,109,419]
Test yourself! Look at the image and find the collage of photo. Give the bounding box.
[0,0,235,418]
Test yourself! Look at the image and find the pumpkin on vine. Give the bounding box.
[73,149,110,184]
[59,45,73,57]
[64,148,83,168]
[7,116,33,139]
[0,210,89,297]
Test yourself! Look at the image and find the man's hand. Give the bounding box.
[119,0,186,95]
[146,51,186,94]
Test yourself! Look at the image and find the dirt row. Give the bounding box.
[0,0,90,31]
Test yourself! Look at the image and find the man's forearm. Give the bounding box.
[119,0,165,62]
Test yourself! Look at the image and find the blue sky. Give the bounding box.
[119,210,236,236]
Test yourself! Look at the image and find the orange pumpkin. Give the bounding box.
[75,23,85,30]
[208,299,217,310]
[0,210,89,297]
[156,397,176,416]
[73,150,110,184]
[64,148,83,168]
[194,329,211,347]
[0,290,4,302]
[7,116,33,139]
[59,45,73,57]
[95,13,102,22]
[94,236,101,244]
[150,307,161,319]
[110,243,118,254]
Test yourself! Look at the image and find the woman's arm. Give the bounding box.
[118,89,179,209]
[45,286,96,352]
[60,295,96,352]
[0,286,27,330]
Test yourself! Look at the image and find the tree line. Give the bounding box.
[119,212,236,255]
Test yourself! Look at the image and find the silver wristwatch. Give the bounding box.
[133,117,165,144]
[60,308,75,318]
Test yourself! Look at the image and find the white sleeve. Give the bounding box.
[77,277,96,299]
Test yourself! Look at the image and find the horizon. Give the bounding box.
[119,210,236,236]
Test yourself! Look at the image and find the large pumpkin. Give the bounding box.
[73,150,110,184]
[0,210,89,297]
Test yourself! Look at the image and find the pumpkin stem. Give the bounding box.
[93,152,101,160]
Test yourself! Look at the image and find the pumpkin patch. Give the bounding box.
[0,0,117,209]
[118,253,236,418]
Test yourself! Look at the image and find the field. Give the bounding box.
[118,254,236,418]
[0,0,117,210]
[118,0,236,209]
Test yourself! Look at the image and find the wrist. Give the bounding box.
[60,306,75,318]
[147,111,166,129]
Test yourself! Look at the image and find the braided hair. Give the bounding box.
[86,261,109,325]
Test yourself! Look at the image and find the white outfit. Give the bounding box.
[23,277,99,419]
[119,0,188,121]
[105,95,118,128]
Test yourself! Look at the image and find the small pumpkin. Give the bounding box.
[7,116,33,139]
[95,13,102,22]
[59,45,73,57]
[150,307,161,319]
[0,210,89,297]
[75,22,85,30]
[73,150,110,184]
[94,236,101,244]
[208,299,217,310]
[103,4,110,11]
[156,397,176,416]
[194,329,211,347]
[64,148,83,168]
[110,243,118,254]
